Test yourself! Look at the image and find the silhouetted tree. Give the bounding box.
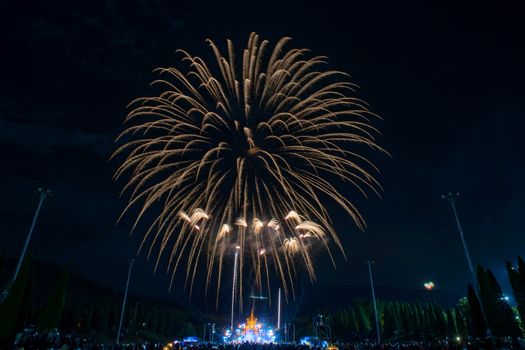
[467,283,486,337]
[415,302,428,334]
[356,301,371,335]
[507,258,525,325]
[15,264,35,331]
[38,268,69,331]
[0,253,32,344]
[446,308,456,336]
[485,267,521,336]
[456,297,471,335]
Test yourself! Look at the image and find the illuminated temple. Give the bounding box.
[223,309,276,343]
[243,309,261,341]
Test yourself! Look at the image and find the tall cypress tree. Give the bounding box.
[100,298,111,330]
[485,268,521,336]
[393,302,403,334]
[454,306,464,335]
[415,302,428,334]
[508,258,525,324]
[518,257,525,286]
[356,301,371,335]
[85,303,94,332]
[37,268,69,331]
[433,303,447,337]
[15,264,35,332]
[455,297,471,335]
[349,306,359,334]
[405,303,415,335]
[381,303,392,337]
[0,253,32,344]
[378,301,385,333]
[60,303,73,331]
[467,283,486,337]
[446,308,456,336]
[425,303,438,335]
[397,302,408,335]
[412,302,422,335]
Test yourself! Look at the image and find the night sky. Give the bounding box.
[1,0,524,302]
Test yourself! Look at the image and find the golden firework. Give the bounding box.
[113,32,385,302]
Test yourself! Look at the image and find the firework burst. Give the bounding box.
[113,32,385,301]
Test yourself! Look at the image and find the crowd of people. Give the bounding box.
[9,327,524,350]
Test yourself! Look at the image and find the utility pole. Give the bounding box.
[1,188,51,303]
[116,259,135,345]
[365,260,381,344]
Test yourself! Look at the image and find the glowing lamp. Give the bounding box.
[424,281,435,290]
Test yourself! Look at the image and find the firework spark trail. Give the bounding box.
[113,32,385,302]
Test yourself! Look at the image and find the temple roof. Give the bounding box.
[245,308,258,332]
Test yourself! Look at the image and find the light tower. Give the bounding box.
[313,314,332,343]
[277,287,281,330]
[442,192,491,336]
[365,260,381,344]
[1,188,51,303]
[441,192,476,283]
[116,258,135,345]
[230,245,240,330]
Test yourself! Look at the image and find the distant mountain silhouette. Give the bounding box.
[0,257,210,317]
[1,257,462,323]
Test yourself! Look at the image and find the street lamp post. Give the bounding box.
[116,259,135,345]
[365,260,381,344]
[1,188,51,303]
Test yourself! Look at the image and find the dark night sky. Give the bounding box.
[1,0,524,303]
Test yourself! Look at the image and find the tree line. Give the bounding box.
[3,253,525,344]
[0,254,211,345]
[330,257,525,341]
[331,298,468,341]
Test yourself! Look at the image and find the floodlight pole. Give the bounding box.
[210,323,216,342]
[231,246,240,330]
[442,193,476,281]
[12,188,51,282]
[1,188,51,303]
[365,260,381,344]
[277,287,281,330]
[116,258,135,345]
[442,192,491,337]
